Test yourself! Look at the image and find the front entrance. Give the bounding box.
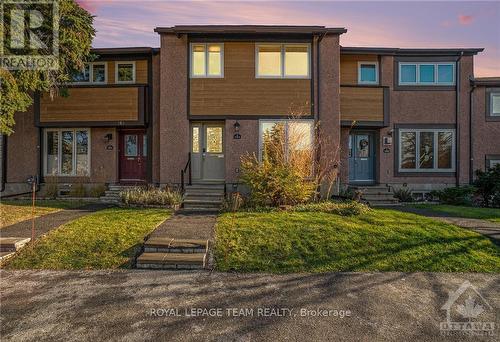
[191,122,225,182]
[119,129,147,183]
[349,132,375,184]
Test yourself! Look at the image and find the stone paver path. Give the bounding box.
[394,206,500,244]
[149,213,216,240]
[0,203,112,239]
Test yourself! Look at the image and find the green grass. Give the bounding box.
[0,200,90,228]
[4,207,170,270]
[411,204,500,223]
[215,209,500,273]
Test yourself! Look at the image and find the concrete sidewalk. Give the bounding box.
[0,203,112,239]
[0,270,498,341]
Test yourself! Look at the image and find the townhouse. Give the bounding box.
[1,25,499,201]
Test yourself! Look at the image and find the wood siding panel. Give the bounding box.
[136,60,148,84]
[340,54,378,85]
[40,87,139,122]
[190,42,311,116]
[340,87,384,121]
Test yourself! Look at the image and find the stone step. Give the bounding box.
[186,184,225,190]
[184,192,224,197]
[0,237,31,252]
[144,237,208,253]
[369,201,402,207]
[136,252,206,269]
[183,199,223,205]
[178,208,220,214]
[362,194,396,201]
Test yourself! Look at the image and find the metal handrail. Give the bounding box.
[180,152,192,192]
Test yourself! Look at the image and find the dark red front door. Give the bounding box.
[119,130,147,182]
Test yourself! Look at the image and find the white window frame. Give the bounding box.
[115,61,136,84]
[258,119,315,161]
[398,62,455,86]
[358,61,379,85]
[72,62,108,85]
[490,93,500,116]
[189,43,224,78]
[398,128,455,173]
[43,128,91,177]
[255,43,311,79]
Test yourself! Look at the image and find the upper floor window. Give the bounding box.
[358,61,378,84]
[116,61,136,83]
[399,62,455,86]
[490,93,500,116]
[72,62,107,84]
[398,128,455,172]
[256,44,310,78]
[190,43,223,78]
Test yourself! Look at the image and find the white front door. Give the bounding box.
[191,123,225,181]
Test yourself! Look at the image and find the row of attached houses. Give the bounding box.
[1,25,499,199]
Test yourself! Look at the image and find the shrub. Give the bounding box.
[393,187,413,202]
[120,187,182,206]
[474,164,500,208]
[292,201,371,216]
[222,192,245,212]
[240,122,316,207]
[430,186,476,205]
[88,184,107,198]
[69,183,86,197]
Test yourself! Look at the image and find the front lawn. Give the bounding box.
[0,200,90,228]
[411,204,500,223]
[4,207,170,269]
[215,209,500,273]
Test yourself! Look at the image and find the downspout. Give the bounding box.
[455,52,463,187]
[0,135,6,192]
[469,79,476,184]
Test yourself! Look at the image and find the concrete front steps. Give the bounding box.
[0,237,31,262]
[99,184,137,204]
[136,237,208,270]
[182,183,224,213]
[350,185,400,206]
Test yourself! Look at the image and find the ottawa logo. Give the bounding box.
[440,280,496,336]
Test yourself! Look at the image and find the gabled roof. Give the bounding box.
[155,25,347,35]
[341,46,484,56]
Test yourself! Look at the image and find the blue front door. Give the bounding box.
[349,133,375,183]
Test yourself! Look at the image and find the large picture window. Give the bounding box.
[398,128,455,172]
[115,61,136,83]
[72,62,107,84]
[259,120,314,176]
[256,44,310,78]
[190,43,223,78]
[399,62,455,86]
[44,129,90,176]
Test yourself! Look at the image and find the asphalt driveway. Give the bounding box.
[0,270,498,341]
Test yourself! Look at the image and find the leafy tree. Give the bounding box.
[0,0,95,135]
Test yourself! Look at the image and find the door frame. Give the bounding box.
[348,130,378,185]
[190,121,225,182]
[118,128,148,184]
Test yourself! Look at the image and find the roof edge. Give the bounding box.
[471,77,500,86]
[341,46,484,56]
[154,25,347,35]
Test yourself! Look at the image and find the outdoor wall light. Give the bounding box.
[104,133,113,142]
[233,121,240,132]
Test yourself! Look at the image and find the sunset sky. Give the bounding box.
[76,0,499,76]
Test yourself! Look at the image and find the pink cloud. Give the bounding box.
[76,0,105,14]
[458,14,474,25]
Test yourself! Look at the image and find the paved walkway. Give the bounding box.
[0,270,498,341]
[394,206,500,244]
[0,203,111,238]
[149,213,216,240]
